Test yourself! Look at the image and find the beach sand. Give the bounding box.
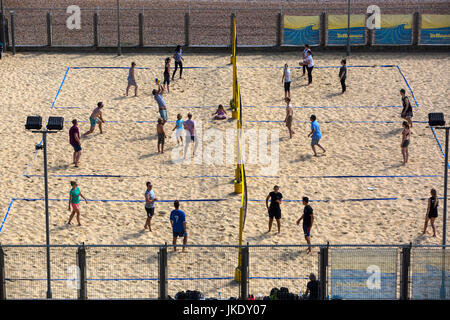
[0,52,448,298]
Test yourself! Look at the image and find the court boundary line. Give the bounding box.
[1,195,441,234]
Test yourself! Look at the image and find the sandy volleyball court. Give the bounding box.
[0,52,448,298]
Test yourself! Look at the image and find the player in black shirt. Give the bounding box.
[400,89,413,128]
[297,196,314,254]
[423,188,438,237]
[339,59,347,93]
[265,185,283,234]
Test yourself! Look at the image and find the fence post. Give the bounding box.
[0,245,5,300]
[138,12,144,47]
[239,246,249,300]
[158,246,168,300]
[400,245,411,300]
[412,12,420,46]
[9,11,14,54]
[0,8,6,52]
[320,12,327,48]
[77,244,87,300]
[185,11,190,47]
[93,12,99,47]
[230,12,235,51]
[46,11,52,47]
[276,12,282,47]
[319,245,328,300]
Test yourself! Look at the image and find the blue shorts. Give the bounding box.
[72,144,82,152]
[159,109,168,121]
[89,117,98,127]
[303,224,311,237]
[311,138,320,146]
[173,231,187,238]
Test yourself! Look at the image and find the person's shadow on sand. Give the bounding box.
[122,231,145,241]
[49,164,70,171]
[139,152,159,159]
[291,154,312,163]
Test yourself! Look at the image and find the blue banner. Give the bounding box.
[374,15,413,45]
[283,16,320,46]
[328,15,366,45]
[420,15,450,45]
[331,269,397,300]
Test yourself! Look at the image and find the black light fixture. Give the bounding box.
[24,115,64,299]
[25,116,42,130]
[46,116,64,131]
[428,113,445,127]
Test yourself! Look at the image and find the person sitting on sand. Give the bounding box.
[212,104,227,120]
[126,61,138,97]
[83,102,105,136]
[144,181,157,231]
[152,85,168,124]
[67,181,87,226]
[173,113,184,146]
[401,121,410,166]
[265,185,283,234]
[170,200,188,252]
[400,89,413,128]
[423,188,438,237]
[284,97,294,139]
[308,115,325,157]
[157,118,167,154]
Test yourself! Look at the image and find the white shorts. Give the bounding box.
[176,128,183,139]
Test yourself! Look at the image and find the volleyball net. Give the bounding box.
[231,14,248,282]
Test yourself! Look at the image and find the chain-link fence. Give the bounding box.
[2,1,449,49]
[1,244,449,300]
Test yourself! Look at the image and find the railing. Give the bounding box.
[0,2,449,50]
[0,244,449,300]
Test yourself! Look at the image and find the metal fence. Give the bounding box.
[0,244,449,300]
[1,1,450,50]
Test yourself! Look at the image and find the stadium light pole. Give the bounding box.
[428,113,447,300]
[25,116,64,299]
[346,0,350,56]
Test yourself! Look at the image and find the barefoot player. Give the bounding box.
[297,197,314,254]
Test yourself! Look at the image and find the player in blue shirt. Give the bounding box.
[308,115,326,157]
[170,200,188,252]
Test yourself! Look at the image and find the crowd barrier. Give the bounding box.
[0,244,448,300]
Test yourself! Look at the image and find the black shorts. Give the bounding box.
[72,144,82,152]
[284,81,291,92]
[401,140,410,148]
[303,224,311,237]
[145,207,154,218]
[163,73,170,85]
[268,207,281,219]
[158,133,165,145]
[428,211,438,219]
[173,231,187,238]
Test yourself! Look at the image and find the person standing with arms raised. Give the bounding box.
[172,45,184,80]
[265,185,283,234]
[297,196,314,254]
